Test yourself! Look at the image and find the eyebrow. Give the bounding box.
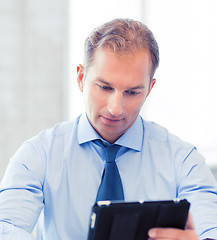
[97,79,145,90]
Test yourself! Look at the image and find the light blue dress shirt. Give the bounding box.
[0,114,217,240]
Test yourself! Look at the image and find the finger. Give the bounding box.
[148,227,198,240]
[148,238,168,240]
[185,212,195,230]
[148,228,182,239]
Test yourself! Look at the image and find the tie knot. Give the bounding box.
[93,140,121,163]
[105,145,121,163]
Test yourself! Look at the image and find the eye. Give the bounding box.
[98,84,113,91]
[125,90,140,96]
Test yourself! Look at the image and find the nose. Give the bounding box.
[107,91,123,117]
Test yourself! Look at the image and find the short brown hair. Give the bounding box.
[83,18,159,80]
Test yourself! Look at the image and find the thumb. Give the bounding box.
[185,212,195,230]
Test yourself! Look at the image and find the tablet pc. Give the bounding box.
[88,199,190,240]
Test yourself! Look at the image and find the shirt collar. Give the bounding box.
[77,114,101,144]
[77,114,144,151]
[115,116,143,151]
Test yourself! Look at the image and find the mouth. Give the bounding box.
[101,115,124,123]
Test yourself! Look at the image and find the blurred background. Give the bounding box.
[1,0,217,182]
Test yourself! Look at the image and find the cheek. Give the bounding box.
[84,87,105,112]
[125,96,146,114]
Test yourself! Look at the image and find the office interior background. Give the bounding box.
[1,0,217,182]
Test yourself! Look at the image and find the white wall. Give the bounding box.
[0,0,69,180]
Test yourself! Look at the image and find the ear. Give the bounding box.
[77,64,84,92]
[146,78,156,97]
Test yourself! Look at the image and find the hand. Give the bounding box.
[148,213,199,240]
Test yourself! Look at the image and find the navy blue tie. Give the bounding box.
[94,140,124,202]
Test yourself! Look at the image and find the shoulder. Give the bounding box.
[141,118,196,154]
[34,116,80,140]
[9,116,81,183]
[23,116,81,152]
[140,118,200,176]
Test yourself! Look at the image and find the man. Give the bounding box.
[0,18,217,240]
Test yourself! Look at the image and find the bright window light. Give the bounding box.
[143,0,217,167]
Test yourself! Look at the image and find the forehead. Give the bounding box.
[85,48,152,88]
[91,48,151,74]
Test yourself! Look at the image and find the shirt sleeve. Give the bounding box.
[176,148,217,239]
[0,141,45,237]
[0,222,35,240]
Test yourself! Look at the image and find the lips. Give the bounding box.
[101,115,124,123]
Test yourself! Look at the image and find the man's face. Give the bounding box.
[77,48,155,143]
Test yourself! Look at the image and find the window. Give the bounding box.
[142,0,217,167]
